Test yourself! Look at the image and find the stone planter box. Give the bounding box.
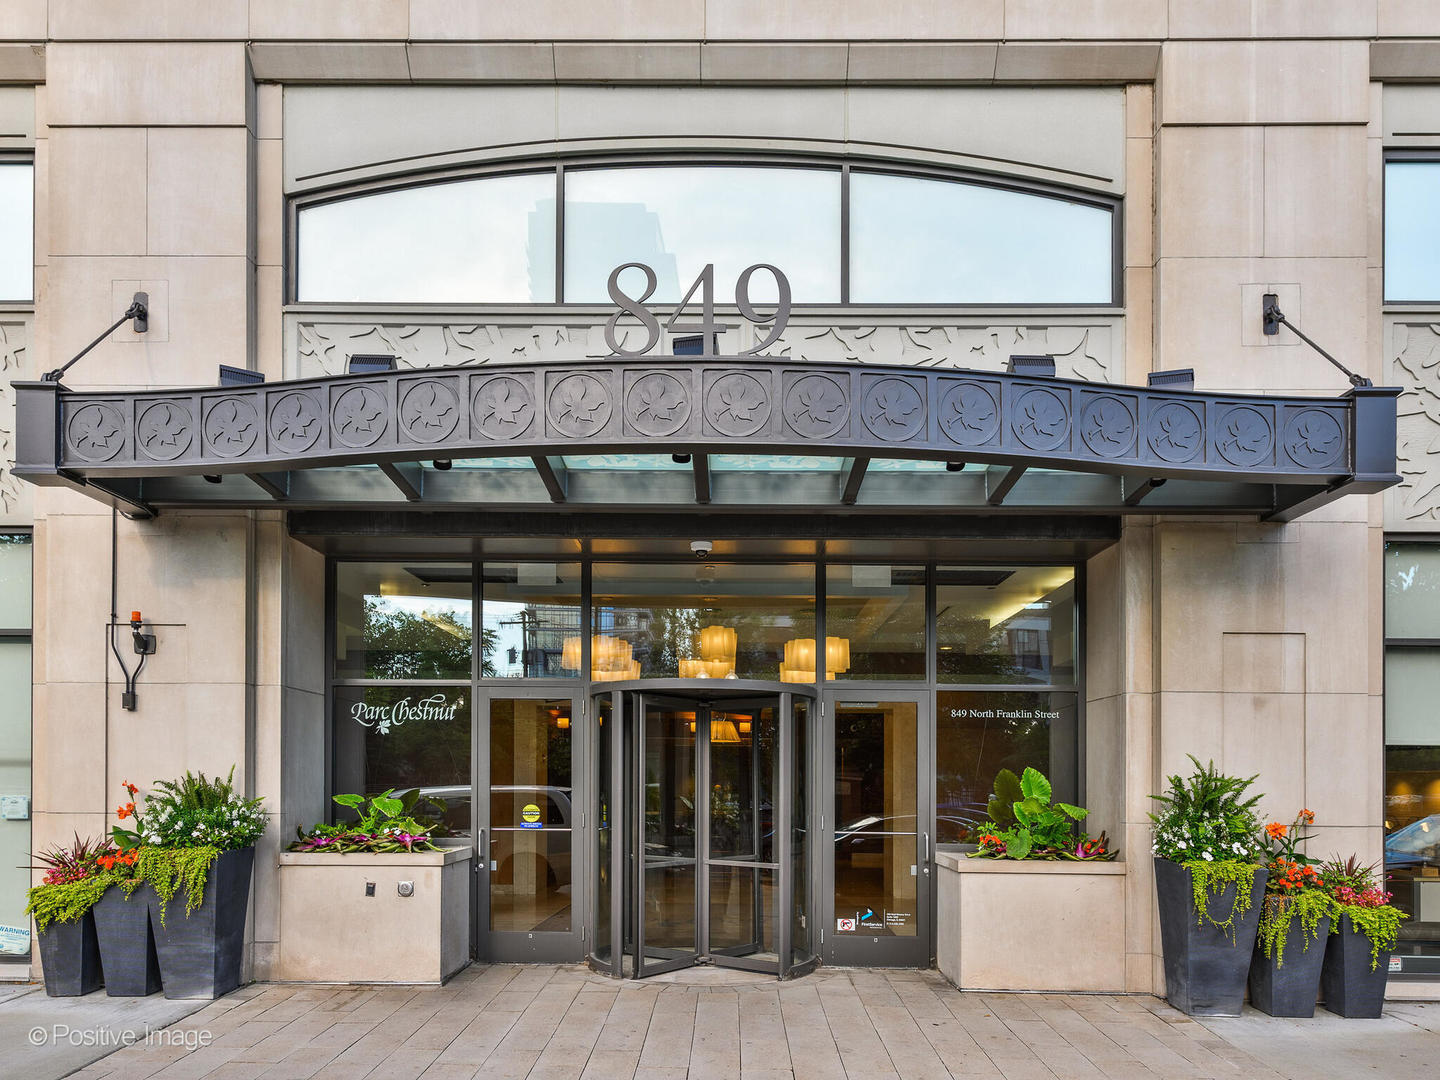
[1248,913,1330,1018]
[935,851,1126,992]
[277,847,471,984]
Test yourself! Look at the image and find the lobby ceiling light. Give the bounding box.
[780,636,850,682]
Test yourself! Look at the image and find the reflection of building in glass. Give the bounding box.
[499,602,586,678]
[563,202,679,299]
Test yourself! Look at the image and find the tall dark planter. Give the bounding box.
[148,847,254,999]
[1153,857,1267,1016]
[93,885,162,996]
[37,912,103,996]
[1248,913,1330,1017]
[1321,913,1390,1018]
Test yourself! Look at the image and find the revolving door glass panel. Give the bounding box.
[589,685,813,978]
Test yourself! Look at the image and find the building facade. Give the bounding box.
[1,3,1438,993]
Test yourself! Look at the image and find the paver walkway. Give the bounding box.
[50,964,1440,1080]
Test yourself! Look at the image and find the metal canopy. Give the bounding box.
[11,357,1401,522]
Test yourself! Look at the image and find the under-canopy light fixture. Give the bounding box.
[432,459,452,471]
[347,354,397,374]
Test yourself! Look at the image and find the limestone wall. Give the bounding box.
[3,4,1431,989]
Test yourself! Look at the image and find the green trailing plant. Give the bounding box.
[970,767,1116,861]
[1319,854,1407,971]
[123,845,220,926]
[1187,859,1262,938]
[24,834,124,932]
[26,873,117,933]
[1257,889,1337,968]
[289,789,444,854]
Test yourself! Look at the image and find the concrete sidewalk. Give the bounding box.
[4,965,1436,1080]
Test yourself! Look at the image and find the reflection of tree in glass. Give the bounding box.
[936,613,1031,683]
[363,597,491,678]
[360,686,471,833]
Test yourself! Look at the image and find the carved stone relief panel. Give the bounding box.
[0,320,31,523]
[1389,321,1440,525]
[289,315,1120,385]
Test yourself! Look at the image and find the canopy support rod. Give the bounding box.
[1124,477,1168,506]
[533,456,567,503]
[693,453,711,505]
[987,465,1027,506]
[245,472,290,501]
[841,457,870,506]
[378,462,422,502]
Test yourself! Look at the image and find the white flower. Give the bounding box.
[1202,851,1214,861]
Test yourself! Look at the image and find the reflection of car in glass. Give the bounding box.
[1386,814,1440,871]
[834,811,986,850]
[421,784,574,893]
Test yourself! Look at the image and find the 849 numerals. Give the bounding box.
[603,262,791,358]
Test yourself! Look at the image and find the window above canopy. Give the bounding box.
[293,159,1119,307]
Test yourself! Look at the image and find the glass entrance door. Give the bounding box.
[476,691,584,962]
[823,694,932,967]
[589,684,814,978]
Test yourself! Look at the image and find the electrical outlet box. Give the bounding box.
[0,795,29,821]
[364,881,375,897]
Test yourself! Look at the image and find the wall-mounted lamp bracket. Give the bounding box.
[113,610,156,711]
[43,292,149,382]
[1261,292,1371,387]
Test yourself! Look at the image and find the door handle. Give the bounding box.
[477,827,488,872]
[923,831,930,865]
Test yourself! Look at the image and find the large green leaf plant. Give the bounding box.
[971,767,1115,861]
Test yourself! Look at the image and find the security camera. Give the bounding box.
[690,540,714,559]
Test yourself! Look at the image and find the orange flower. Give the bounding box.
[119,849,137,866]
[97,854,116,870]
[1300,808,1315,825]
[116,802,135,820]
[1265,821,1287,840]
[123,781,138,797]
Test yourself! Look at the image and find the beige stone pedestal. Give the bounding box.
[936,852,1127,992]
[276,847,470,984]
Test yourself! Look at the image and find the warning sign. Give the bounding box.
[520,803,543,829]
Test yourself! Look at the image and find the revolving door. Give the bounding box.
[589,681,817,978]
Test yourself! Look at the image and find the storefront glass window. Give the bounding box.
[935,566,1076,684]
[563,165,841,303]
[934,690,1079,844]
[482,563,583,678]
[825,565,926,680]
[296,160,1117,307]
[591,562,816,681]
[0,163,32,302]
[849,171,1113,304]
[1385,161,1440,302]
[0,533,30,961]
[1385,540,1440,972]
[334,562,472,680]
[332,685,471,834]
[297,172,556,303]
